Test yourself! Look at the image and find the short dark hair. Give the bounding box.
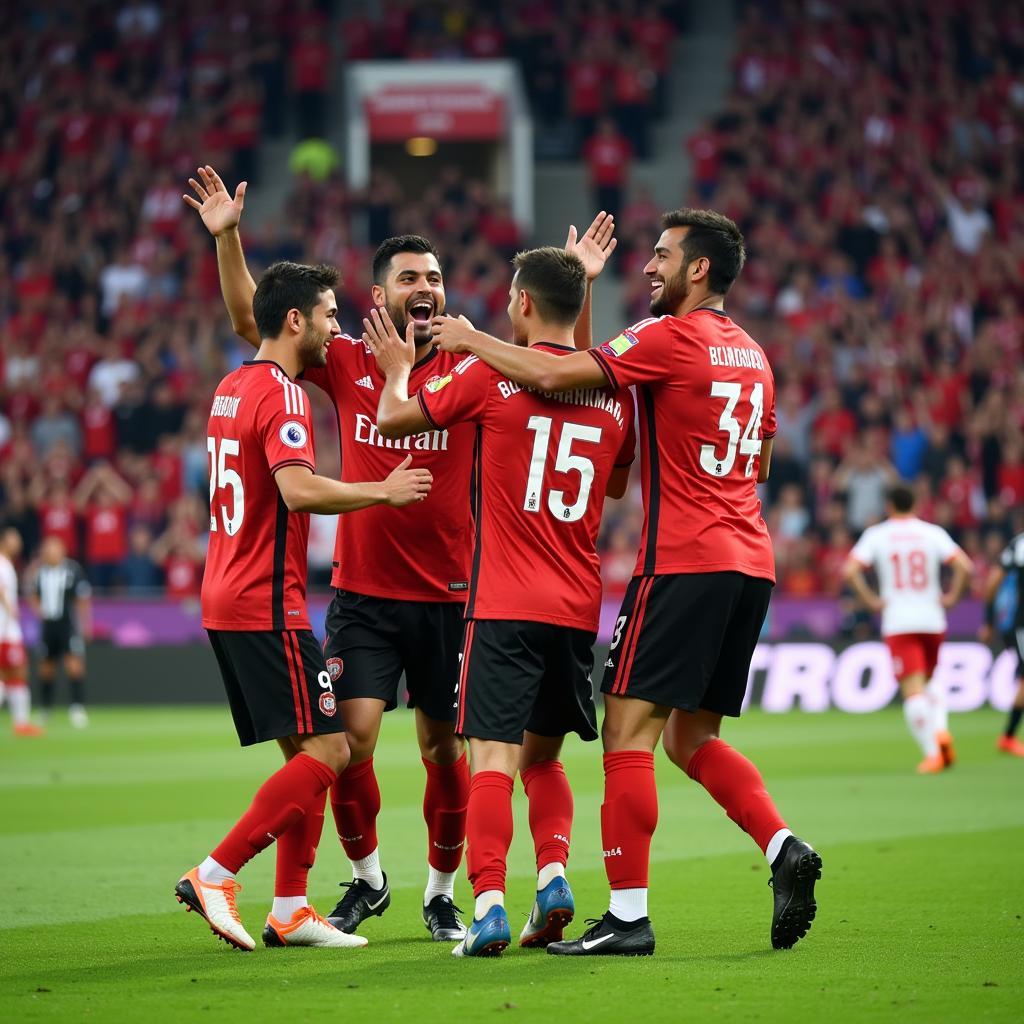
[512,247,587,326]
[887,482,916,513]
[660,208,746,295]
[372,235,440,284]
[252,261,339,339]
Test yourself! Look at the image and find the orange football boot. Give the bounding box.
[996,735,1024,758]
[936,730,956,767]
[916,754,945,774]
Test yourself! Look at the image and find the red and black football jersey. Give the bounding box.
[588,308,777,583]
[303,337,475,602]
[419,343,636,632]
[201,360,316,631]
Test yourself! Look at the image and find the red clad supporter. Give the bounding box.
[583,118,633,215]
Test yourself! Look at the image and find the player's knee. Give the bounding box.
[305,732,351,775]
[419,731,462,766]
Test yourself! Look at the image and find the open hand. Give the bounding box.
[565,211,617,280]
[383,454,433,506]
[363,307,415,376]
[183,165,246,237]
[430,314,477,353]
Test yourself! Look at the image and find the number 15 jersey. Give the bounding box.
[588,308,777,583]
[418,343,636,632]
[202,360,317,632]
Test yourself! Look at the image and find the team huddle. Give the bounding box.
[174,164,825,959]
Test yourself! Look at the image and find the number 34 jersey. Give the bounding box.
[588,308,777,583]
[202,360,317,632]
[418,343,636,632]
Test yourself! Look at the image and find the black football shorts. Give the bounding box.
[40,621,85,660]
[456,618,599,745]
[601,571,772,717]
[207,628,346,747]
[323,589,465,722]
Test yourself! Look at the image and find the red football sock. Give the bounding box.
[601,751,658,890]
[330,757,380,861]
[521,760,573,870]
[422,753,470,873]
[465,771,514,897]
[274,791,327,897]
[211,753,336,874]
[686,738,787,853]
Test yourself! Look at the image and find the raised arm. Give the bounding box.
[564,211,617,351]
[274,456,431,514]
[362,308,432,438]
[431,317,607,392]
[183,165,260,347]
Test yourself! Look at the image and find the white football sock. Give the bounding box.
[537,861,566,890]
[271,896,308,920]
[7,684,30,726]
[608,887,647,922]
[765,828,793,867]
[474,889,503,919]
[926,679,949,734]
[424,866,457,905]
[351,848,385,890]
[198,856,235,885]
[903,693,938,756]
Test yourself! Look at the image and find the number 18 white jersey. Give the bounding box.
[849,517,961,636]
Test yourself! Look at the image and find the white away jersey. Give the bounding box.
[850,517,961,636]
[0,555,23,643]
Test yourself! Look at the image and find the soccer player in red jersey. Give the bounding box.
[432,209,821,956]
[364,246,634,958]
[176,261,432,952]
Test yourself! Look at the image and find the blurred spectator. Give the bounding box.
[583,117,633,216]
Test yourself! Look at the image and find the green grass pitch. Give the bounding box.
[1,706,1021,1023]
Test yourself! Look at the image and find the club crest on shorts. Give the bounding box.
[279,420,308,448]
[326,657,343,681]
[319,691,337,716]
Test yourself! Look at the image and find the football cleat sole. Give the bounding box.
[520,907,574,948]
[174,877,253,952]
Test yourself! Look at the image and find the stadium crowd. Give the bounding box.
[1,0,1021,603]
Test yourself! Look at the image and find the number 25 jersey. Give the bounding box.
[419,343,636,632]
[202,360,317,632]
[588,308,777,583]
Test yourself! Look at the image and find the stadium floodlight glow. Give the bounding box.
[405,136,438,157]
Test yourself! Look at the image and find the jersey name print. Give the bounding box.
[850,517,962,636]
[589,308,776,582]
[201,360,316,631]
[419,343,636,631]
[302,336,475,602]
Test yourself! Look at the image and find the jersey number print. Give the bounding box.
[700,381,764,479]
[523,416,602,523]
[208,437,245,535]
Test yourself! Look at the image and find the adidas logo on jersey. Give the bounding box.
[355,376,374,390]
